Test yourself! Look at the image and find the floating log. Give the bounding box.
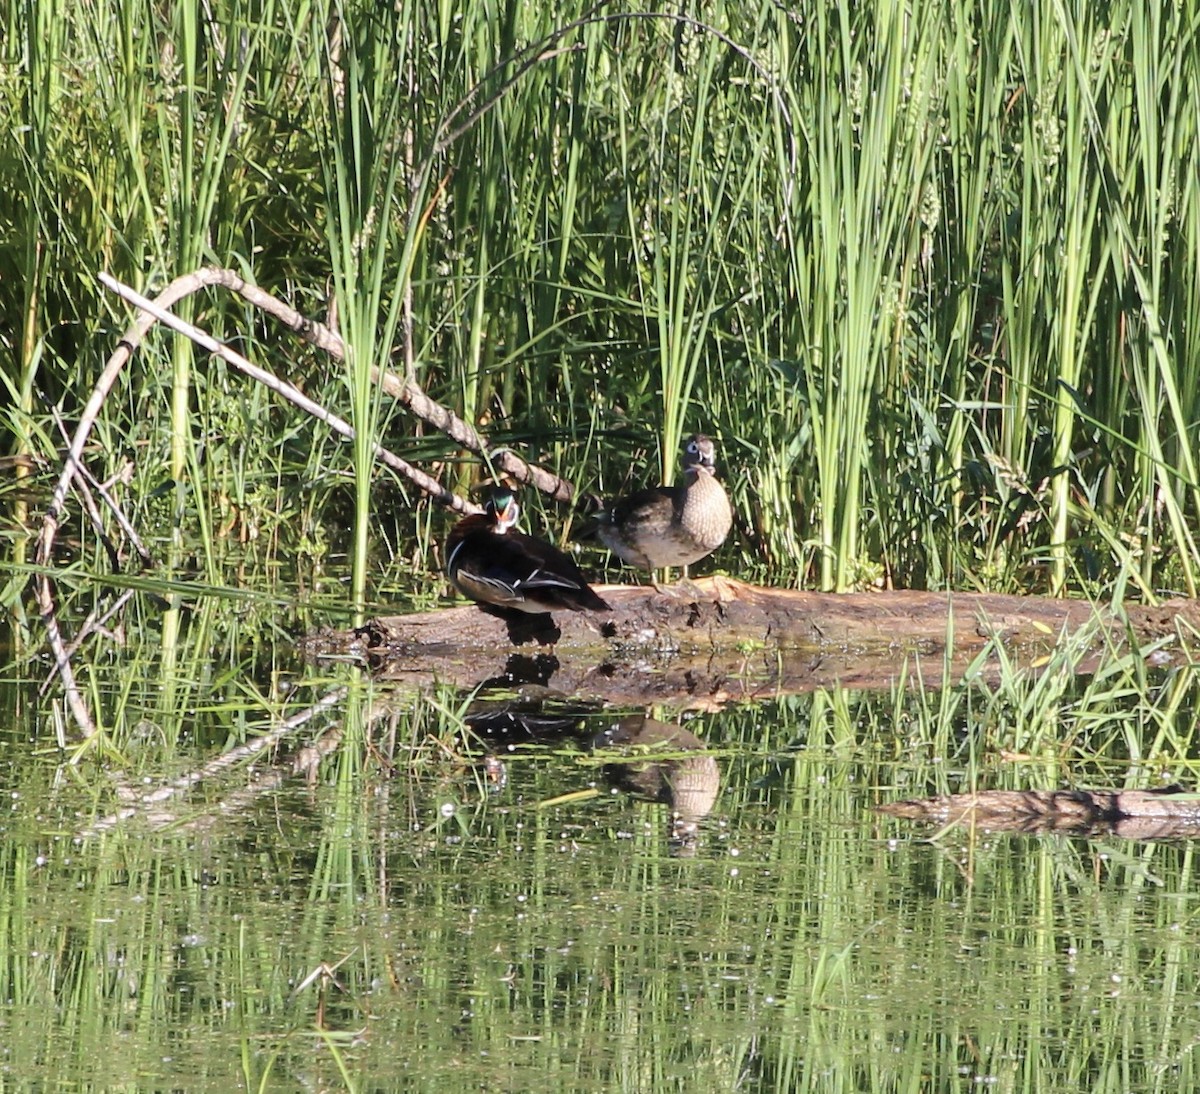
[301,577,1200,703]
[879,787,1200,840]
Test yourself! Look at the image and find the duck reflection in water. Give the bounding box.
[465,705,720,856]
[592,715,720,857]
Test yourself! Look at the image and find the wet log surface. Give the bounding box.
[879,788,1200,840]
[301,577,1200,703]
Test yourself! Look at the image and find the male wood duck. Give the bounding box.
[446,488,611,615]
[595,434,733,570]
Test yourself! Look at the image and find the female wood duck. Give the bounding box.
[446,488,611,615]
[595,434,733,570]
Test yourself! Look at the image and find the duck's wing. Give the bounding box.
[450,530,609,612]
[604,484,680,527]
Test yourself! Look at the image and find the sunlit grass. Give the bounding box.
[3,0,1199,598]
[5,4,1200,1086]
[1,1,1199,784]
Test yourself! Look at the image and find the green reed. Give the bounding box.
[314,1,412,619]
[4,0,1200,605]
[6,4,1200,1085]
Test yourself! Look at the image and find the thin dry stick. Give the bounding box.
[50,407,153,569]
[38,269,234,554]
[278,299,578,500]
[81,463,153,567]
[99,272,474,512]
[49,588,136,684]
[111,267,576,501]
[180,268,575,497]
[46,262,575,740]
[53,449,120,571]
[35,268,240,742]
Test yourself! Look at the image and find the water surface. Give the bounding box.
[2,594,1198,1092]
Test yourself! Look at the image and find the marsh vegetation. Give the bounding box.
[3,0,1200,1089]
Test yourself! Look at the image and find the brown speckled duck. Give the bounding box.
[595,434,733,570]
[446,488,610,615]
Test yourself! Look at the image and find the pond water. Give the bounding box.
[2,594,1199,1092]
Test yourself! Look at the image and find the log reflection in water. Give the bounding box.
[880,786,1200,840]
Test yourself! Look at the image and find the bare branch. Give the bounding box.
[98,272,473,512]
